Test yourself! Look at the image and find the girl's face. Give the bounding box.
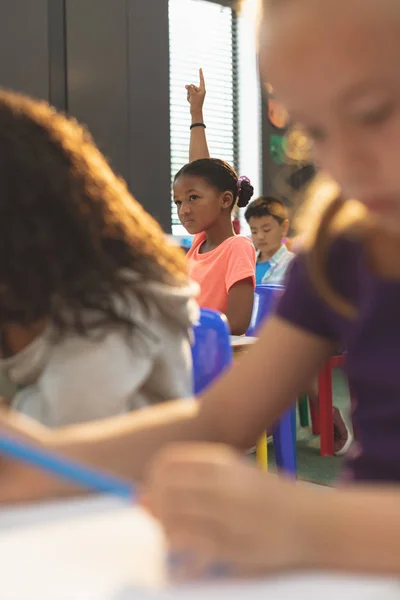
[173,175,232,234]
[260,0,400,232]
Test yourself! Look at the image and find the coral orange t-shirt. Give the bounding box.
[187,233,256,314]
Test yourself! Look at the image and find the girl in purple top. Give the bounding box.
[144,0,400,579]
[3,0,400,581]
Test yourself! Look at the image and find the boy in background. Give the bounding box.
[245,196,352,455]
[245,196,294,285]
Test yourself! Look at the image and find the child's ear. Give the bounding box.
[221,191,234,210]
[282,219,290,237]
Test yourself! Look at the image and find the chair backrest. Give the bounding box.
[192,308,233,395]
[246,284,284,337]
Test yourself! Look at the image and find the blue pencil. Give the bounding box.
[0,434,135,501]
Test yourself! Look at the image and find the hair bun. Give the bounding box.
[237,180,254,208]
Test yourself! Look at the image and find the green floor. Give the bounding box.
[268,368,351,486]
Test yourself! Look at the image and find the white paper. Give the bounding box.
[0,497,398,600]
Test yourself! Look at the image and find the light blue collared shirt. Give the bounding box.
[257,245,295,285]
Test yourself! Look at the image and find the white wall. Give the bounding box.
[238,0,262,234]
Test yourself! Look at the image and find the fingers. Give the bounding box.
[186,84,194,103]
[166,516,271,580]
[146,443,293,580]
[147,444,306,580]
[148,443,239,490]
[147,445,237,579]
[147,444,263,547]
[147,443,237,518]
[0,408,49,441]
[199,68,205,89]
[185,69,206,100]
[167,527,231,581]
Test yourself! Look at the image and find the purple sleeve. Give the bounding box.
[275,254,339,341]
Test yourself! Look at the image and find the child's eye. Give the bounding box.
[189,195,199,202]
[174,200,182,207]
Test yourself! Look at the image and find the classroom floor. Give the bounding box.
[268,368,351,486]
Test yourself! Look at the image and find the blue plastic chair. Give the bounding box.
[192,309,270,471]
[246,284,285,337]
[272,410,297,475]
[247,285,297,476]
[192,308,233,395]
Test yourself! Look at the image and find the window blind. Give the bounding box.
[169,0,239,233]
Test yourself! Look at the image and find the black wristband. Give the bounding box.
[190,122,206,130]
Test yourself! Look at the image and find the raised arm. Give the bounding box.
[186,68,210,162]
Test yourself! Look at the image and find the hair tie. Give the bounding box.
[237,175,251,193]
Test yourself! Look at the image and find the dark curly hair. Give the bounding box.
[0,89,188,334]
[174,158,254,209]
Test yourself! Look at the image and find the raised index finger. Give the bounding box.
[199,68,205,90]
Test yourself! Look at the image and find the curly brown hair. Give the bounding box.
[0,89,188,333]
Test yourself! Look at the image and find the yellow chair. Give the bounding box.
[256,432,268,471]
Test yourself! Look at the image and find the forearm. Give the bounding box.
[225,281,254,336]
[225,312,250,337]
[0,400,216,504]
[301,484,400,575]
[189,110,210,162]
[199,318,333,449]
[50,399,211,482]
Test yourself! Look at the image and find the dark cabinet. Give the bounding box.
[0,0,172,231]
[0,0,49,100]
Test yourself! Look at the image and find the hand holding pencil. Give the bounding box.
[0,409,133,504]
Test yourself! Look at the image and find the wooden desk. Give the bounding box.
[230,336,257,360]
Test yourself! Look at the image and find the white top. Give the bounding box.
[0,496,397,600]
[1,280,198,427]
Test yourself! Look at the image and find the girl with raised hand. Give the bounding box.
[174,158,256,335]
[176,69,256,334]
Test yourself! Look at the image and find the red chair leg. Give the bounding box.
[309,397,320,435]
[318,361,334,456]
